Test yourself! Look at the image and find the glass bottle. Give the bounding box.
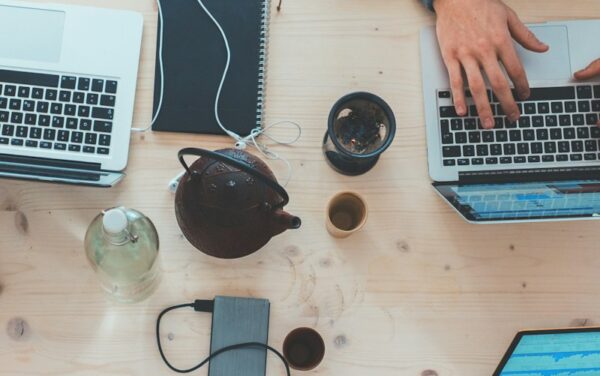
[84,207,160,303]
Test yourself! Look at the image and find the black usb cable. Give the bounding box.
[156,300,291,375]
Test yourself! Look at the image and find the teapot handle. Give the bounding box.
[177,148,290,209]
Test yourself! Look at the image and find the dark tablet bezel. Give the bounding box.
[433,181,600,223]
[493,327,600,376]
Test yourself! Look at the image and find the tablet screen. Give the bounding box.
[497,330,600,375]
[434,180,600,222]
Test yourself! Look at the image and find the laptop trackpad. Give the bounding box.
[515,25,571,81]
[0,5,65,63]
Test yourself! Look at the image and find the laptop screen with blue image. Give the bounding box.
[498,330,600,376]
[434,180,600,221]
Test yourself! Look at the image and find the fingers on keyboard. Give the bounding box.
[438,84,600,167]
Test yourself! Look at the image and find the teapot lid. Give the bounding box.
[177,147,290,210]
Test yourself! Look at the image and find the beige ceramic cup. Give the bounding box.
[326,191,368,238]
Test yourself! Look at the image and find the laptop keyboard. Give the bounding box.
[438,85,600,167]
[0,69,117,156]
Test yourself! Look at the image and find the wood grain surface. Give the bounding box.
[2,0,600,375]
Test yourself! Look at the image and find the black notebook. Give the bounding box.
[152,0,269,136]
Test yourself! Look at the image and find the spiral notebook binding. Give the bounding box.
[256,0,270,128]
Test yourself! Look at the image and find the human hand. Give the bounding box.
[574,59,600,127]
[434,0,549,129]
[575,59,600,81]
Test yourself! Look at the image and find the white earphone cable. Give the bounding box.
[137,0,301,187]
[131,0,165,132]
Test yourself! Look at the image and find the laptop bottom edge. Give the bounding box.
[0,169,125,188]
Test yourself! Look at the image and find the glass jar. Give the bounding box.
[84,207,160,303]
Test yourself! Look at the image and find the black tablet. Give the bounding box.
[494,327,600,376]
[433,180,600,223]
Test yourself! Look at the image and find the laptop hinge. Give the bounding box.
[0,153,103,182]
[458,166,600,185]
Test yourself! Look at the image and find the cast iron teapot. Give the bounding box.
[175,147,301,259]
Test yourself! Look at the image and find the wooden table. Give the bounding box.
[2,0,600,375]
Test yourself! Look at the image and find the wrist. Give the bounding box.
[433,0,474,13]
[432,0,448,13]
[434,0,490,12]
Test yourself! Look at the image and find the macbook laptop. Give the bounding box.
[421,20,600,223]
[494,327,600,375]
[0,1,143,187]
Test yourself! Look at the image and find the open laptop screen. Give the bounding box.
[434,180,600,222]
[494,328,600,375]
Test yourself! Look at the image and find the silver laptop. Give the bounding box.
[421,20,600,223]
[0,1,143,187]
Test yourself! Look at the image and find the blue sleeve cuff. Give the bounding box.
[422,0,435,11]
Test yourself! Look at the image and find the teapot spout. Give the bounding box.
[271,209,302,231]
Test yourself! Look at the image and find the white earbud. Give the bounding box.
[168,171,186,193]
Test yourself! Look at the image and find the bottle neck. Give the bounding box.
[102,228,132,246]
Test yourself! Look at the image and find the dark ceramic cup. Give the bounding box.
[283,327,326,371]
